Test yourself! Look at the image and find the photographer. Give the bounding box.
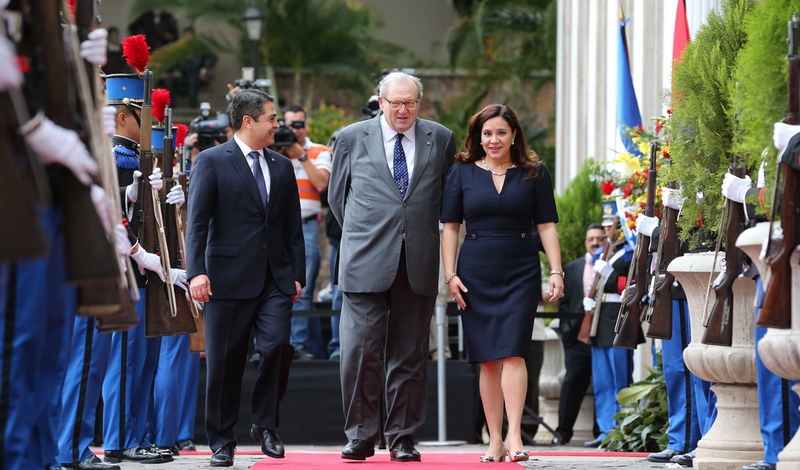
[186,103,232,163]
[279,105,332,360]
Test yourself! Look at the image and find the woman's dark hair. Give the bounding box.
[456,104,540,179]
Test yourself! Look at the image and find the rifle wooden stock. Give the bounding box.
[613,145,658,349]
[646,198,679,340]
[176,149,205,350]
[577,218,619,344]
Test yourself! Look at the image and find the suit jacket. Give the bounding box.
[185,138,305,300]
[328,114,456,296]
[558,256,588,348]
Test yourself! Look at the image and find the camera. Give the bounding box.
[270,119,298,152]
[362,95,380,120]
[190,102,231,151]
[233,67,272,91]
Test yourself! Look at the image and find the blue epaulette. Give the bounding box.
[114,145,139,170]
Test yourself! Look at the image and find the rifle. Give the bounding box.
[160,109,196,335]
[613,143,658,349]
[646,182,679,340]
[758,13,800,329]
[577,216,619,344]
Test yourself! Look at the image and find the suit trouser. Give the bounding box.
[754,277,800,464]
[58,316,112,465]
[290,217,324,357]
[103,287,160,451]
[151,334,198,447]
[340,245,436,448]
[591,346,633,439]
[556,339,592,442]
[204,273,294,451]
[0,206,74,470]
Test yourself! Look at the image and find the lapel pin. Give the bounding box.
[271,157,275,162]
[427,141,431,146]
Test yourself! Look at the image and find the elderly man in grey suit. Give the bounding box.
[328,72,456,462]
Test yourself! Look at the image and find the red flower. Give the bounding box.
[622,184,633,198]
[601,179,616,195]
[655,121,663,134]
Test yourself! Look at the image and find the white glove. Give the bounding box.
[165,184,185,208]
[170,268,188,291]
[583,297,597,311]
[102,106,117,137]
[636,213,659,237]
[126,170,142,203]
[149,167,163,191]
[592,259,614,278]
[773,122,800,156]
[78,28,107,66]
[24,117,98,186]
[89,184,114,235]
[721,173,752,203]
[114,223,131,273]
[130,245,165,281]
[0,36,22,91]
[662,187,684,210]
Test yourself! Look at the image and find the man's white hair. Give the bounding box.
[378,72,423,99]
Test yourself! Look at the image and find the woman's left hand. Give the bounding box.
[548,274,565,303]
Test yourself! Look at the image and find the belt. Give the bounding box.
[302,214,319,223]
[602,293,622,303]
[465,230,532,240]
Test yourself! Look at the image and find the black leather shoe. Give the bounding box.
[583,438,602,448]
[672,450,695,467]
[647,448,682,462]
[251,424,285,458]
[210,444,235,467]
[104,447,167,464]
[390,436,421,462]
[742,461,777,470]
[294,346,315,361]
[73,455,120,470]
[550,434,568,445]
[175,439,196,451]
[341,439,375,460]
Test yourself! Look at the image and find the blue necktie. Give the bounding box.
[249,151,268,213]
[393,133,409,197]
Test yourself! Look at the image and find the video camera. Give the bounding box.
[270,119,298,152]
[233,67,272,91]
[190,102,231,151]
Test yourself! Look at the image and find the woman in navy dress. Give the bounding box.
[441,104,563,463]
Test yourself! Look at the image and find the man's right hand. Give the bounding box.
[190,274,212,302]
[583,297,597,311]
[283,142,305,160]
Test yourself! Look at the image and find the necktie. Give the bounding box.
[249,151,268,212]
[583,259,594,295]
[393,133,409,197]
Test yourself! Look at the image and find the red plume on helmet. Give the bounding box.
[151,89,170,124]
[175,124,189,148]
[66,0,77,17]
[121,35,150,73]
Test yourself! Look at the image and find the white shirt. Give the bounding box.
[380,114,416,184]
[234,134,271,199]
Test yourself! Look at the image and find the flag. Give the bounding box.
[673,0,691,64]
[617,17,642,156]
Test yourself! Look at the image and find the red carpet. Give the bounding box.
[249,450,650,469]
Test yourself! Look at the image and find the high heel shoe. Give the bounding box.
[479,444,506,463]
[507,448,529,462]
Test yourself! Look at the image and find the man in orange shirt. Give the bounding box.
[282,105,332,360]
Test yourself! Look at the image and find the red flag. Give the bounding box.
[673,0,690,64]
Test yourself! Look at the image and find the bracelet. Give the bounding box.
[444,273,458,284]
[549,269,564,278]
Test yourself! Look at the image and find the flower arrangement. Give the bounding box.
[591,115,670,232]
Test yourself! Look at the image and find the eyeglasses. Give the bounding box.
[383,99,420,111]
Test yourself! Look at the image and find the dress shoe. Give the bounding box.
[210,443,235,467]
[74,455,120,470]
[149,444,178,456]
[390,436,421,462]
[294,346,315,361]
[104,446,167,464]
[175,439,196,451]
[251,424,285,458]
[672,450,696,467]
[480,444,506,463]
[550,434,568,445]
[647,448,682,463]
[506,443,529,463]
[341,439,375,460]
[583,437,602,448]
[742,461,777,470]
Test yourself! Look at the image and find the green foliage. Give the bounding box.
[667,0,754,244]
[554,161,603,264]
[733,1,800,187]
[602,357,668,452]
[307,105,356,146]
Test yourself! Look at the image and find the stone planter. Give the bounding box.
[668,251,761,470]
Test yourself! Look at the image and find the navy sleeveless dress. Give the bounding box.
[440,162,558,364]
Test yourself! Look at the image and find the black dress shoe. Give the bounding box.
[104,447,167,464]
[294,346,315,361]
[647,448,682,463]
[175,439,196,451]
[341,439,375,460]
[390,436,421,462]
[149,444,178,456]
[550,435,568,445]
[210,444,235,467]
[742,461,777,470]
[250,425,285,458]
[672,450,695,467]
[583,437,602,448]
[74,455,120,470]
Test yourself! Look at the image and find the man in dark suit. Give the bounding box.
[186,89,305,468]
[328,71,456,462]
[552,223,606,445]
